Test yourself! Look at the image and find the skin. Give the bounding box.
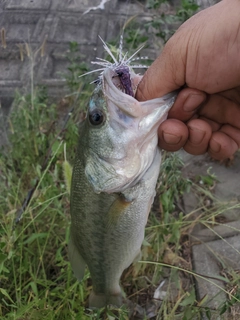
[136,0,240,160]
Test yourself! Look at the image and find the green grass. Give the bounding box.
[1,69,240,320]
[1,1,240,319]
[0,88,81,319]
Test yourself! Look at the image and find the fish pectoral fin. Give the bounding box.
[107,195,133,226]
[68,234,86,281]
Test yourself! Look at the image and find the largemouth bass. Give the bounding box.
[69,38,176,308]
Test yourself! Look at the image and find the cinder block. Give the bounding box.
[5,0,51,10]
[2,13,44,42]
[51,0,111,13]
[48,14,104,45]
[192,235,240,308]
[109,0,147,15]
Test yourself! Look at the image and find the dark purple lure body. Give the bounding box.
[115,66,134,97]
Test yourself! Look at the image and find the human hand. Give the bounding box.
[136,0,240,160]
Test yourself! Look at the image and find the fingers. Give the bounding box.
[199,94,240,159]
[220,124,240,147]
[208,125,240,160]
[159,89,240,160]
[159,118,240,160]
[199,93,240,129]
[158,119,188,151]
[158,119,212,154]
[183,119,212,155]
[209,131,239,160]
[157,88,208,152]
[168,88,207,121]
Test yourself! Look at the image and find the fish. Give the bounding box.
[69,36,176,308]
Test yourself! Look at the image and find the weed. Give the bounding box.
[1,71,240,320]
[146,0,199,42]
[65,41,90,94]
[0,80,88,319]
[1,1,240,319]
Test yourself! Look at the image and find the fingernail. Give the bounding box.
[163,133,181,145]
[210,139,221,153]
[183,94,204,112]
[189,127,205,144]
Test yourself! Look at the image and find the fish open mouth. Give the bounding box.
[105,67,142,99]
[102,67,145,119]
[110,66,142,97]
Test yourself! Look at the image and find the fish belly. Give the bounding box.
[70,149,161,308]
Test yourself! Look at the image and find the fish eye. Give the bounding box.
[88,109,105,126]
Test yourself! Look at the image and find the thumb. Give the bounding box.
[136,32,187,101]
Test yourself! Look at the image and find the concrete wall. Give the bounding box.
[0,0,216,115]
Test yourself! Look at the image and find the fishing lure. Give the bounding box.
[80,35,148,97]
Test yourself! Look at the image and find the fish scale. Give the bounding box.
[69,39,176,308]
[70,141,161,307]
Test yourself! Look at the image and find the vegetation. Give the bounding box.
[1,1,240,319]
